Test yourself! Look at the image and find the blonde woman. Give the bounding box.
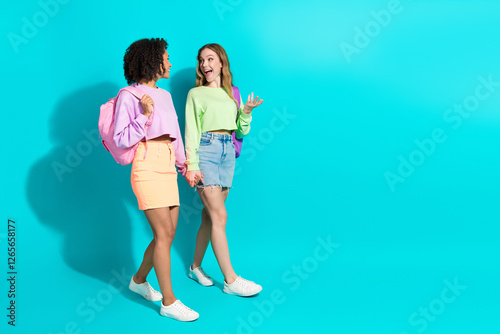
[184,43,264,296]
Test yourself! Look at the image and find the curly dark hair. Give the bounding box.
[123,38,168,84]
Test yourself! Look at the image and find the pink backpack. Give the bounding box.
[98,86,153,165]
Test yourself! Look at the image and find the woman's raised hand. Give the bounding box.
[140,94,154,117]
[243,92,264,114]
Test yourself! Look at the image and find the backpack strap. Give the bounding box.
[232,86,241,111]
[118,84,154,160]
[121,85,145,99]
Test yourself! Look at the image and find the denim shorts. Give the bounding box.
[196,132,235,189]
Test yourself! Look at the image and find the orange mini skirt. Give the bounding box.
[131,140,179,210]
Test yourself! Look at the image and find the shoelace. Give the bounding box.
[239,277,255,286]
[239,277,252,283]
[175,301,195,314]
[236,277,258,292]
[198,268,211,279]
[144,283,157,296]
[229,277,245,288]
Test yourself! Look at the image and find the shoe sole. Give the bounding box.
[129,285,163,301]
[223,286,262,297]
[160,311,199,322]
[187,272,214,287]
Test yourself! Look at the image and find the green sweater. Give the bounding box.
[185,86,252,171]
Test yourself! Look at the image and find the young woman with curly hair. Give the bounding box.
[184,43,264,296]
[113,38,200,321]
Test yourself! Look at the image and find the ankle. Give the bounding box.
[224,274,238,284]
[162,296,177,307]
[133,275,146,284]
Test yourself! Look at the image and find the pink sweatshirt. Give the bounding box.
[113,83,186,175]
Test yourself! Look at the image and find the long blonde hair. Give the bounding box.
[195,43,238,106]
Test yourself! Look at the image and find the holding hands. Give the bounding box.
[186,170,204,187]
[243,92,264,114]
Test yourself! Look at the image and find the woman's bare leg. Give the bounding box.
[191,208,211,269]
[138,206,177,306]
[133,239,155,283]
[196,187,237,283]
[192,188,229,269]
[134,206,180,284]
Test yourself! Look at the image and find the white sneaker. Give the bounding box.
[188,266,214,286]
[223,276,262,297]
[129,277,162,301]
[160,300,199,322]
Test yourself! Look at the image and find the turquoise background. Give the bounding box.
[2,0,499,333]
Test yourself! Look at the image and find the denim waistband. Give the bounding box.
[201,132,233,142]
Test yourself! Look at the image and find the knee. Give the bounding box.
[213,209,227,223]
[154,226,176,245]
[210,209,227,229]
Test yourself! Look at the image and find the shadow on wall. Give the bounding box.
[25,70,204,299]
[26,82,138,287]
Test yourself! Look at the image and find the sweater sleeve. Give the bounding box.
[185,90,202,171]
[113,91,149,149]
[235,94,252,139]
[172,117,187,176]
